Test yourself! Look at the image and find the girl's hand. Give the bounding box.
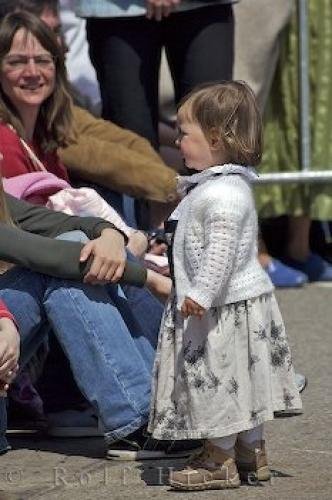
[181,297,206,318]
[146,0,180,21]
[0,318,20,385]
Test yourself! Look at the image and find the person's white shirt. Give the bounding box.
[59,0,101,114]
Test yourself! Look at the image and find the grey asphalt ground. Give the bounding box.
[0,285,331,500]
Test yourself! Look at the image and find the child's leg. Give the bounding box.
[235,425,270,482]
[237,424,264,444]
[209,433,237,457]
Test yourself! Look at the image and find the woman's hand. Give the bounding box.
[80,228,126,285]
[181,297,206,318]
[146,0,180,21]
[0,318,20,395]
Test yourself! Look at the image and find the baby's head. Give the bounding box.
[177,81,263,170]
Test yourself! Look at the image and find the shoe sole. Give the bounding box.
[47,427,104,438]
[169,475,241,491]
[107,449,195,461]
[274,409,303,418]
[7,428,44,435]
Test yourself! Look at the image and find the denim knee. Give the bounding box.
[55,230,89,243]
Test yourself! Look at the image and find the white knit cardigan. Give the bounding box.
[171,164,274,309]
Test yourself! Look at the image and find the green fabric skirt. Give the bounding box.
[256,0,332,219]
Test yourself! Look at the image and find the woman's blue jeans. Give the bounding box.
[0,397,10,454]
[0,267,156,443]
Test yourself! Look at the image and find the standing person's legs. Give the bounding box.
[233,0,304,288]
[165,4,234,104]
[233,0,293,110]
[86,16,162,149]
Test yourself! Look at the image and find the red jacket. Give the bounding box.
[0,123,69,182]
[0,300,15,323]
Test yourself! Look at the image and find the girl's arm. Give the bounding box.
[186,200,244,310]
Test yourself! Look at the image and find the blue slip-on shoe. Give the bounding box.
[295,372,307,393]
[264,258,308,288]
[284,253,332,282]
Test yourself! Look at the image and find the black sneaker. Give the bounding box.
[107,428,202,461]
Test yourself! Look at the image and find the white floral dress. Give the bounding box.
[148,292,302,440]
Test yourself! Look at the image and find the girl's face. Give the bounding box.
[0,28,56,116]
[175,112,215,171]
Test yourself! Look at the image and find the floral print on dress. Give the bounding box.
[283,389,295,409]
[148,292,302,440]
[249,354,260,371]
[254,324,268,341]
[227,377,239,396]
[269,319,293,370]
[181,341,222,393]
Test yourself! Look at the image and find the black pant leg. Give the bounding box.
[165,4,234,103]
[86,16,163,149]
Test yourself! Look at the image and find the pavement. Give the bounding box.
[0,284,331,500]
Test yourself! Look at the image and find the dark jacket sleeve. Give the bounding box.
[1,194,147,285]
[6,193,122,240]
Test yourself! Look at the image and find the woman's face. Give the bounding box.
[0,28,55,115]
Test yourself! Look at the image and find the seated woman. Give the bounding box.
[0,10,148,258]
[0,10,171,299]
[0,9,173,430]
[0,186,194,459]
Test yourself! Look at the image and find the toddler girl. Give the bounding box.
[148,81,302,491]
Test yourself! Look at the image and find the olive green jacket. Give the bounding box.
[1,194,146,286]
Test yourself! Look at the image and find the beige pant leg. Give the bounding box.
[233,0,294,110]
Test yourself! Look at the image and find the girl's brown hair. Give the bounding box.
[0,11,73,150]
[178,81,263,167]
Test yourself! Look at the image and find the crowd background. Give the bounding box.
[0,0,324,457]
